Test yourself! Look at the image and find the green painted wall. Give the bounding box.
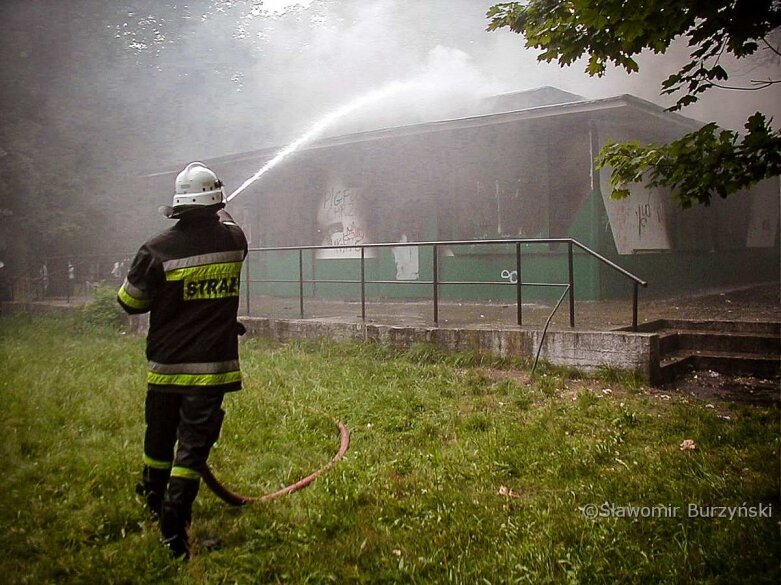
[598,248,780,299]
[245,183,621,303]
[247,251,602,305]
[244,182,779,306]
[592,190,780,300]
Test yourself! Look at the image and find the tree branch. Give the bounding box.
[710,80,779,91]
[761,36,781,57]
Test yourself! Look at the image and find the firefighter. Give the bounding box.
[117,162,248,559]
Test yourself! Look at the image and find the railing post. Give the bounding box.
[433,243,439,325]
[568,241,575,327]
[632,281,639,332]
[360,247,366,321]
[244,254,251,316]
[298,249,304,318]
[311,248,317,298]
[515,241,522,326]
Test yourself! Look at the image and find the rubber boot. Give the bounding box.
[160,477,200,560]
[135,466,170,520]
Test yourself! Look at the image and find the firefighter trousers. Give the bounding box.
[144,390,226,481]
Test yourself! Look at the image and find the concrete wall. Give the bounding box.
[2,302,660,382]
[241,317,660,381]
[126,310,659,380]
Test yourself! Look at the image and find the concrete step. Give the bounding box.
[634,319,780,335]
[658,353,694,385]
[658,330,781,357]
[644,320,780,384]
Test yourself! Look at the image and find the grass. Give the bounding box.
[0,313,779,584]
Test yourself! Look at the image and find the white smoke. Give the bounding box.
[325,45,509,136]
[227,44,510,201]
[227,0,779,151]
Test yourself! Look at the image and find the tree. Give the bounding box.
[487,0,781,208]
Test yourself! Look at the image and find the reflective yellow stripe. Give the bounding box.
[171,466,200,480]
[147,370,242,386]
[144,454,172,469]
[118,284,152,310]
[121,277,148,300]
[165,261,243,282]
[149,360,240,375]
[163,251,244,272]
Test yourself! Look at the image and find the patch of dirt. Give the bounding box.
[481,364,780,408]
[660,369,780,407]
[482,367,532,386]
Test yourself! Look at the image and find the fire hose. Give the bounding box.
[202,415,350,506]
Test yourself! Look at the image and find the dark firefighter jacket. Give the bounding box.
[117,208,248,394]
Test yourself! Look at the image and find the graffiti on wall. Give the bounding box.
[324,223,366,247]
[322,186,362,220]
[317,184,373,259]
[500,269,518,284]
[635,201,664,240]
[600,168,671,254]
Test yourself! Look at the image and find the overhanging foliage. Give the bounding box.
[487,0,781,207]
[598,113,781,208]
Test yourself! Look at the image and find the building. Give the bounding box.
[141,87,780,302]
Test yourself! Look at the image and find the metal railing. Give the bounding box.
[33,253,133,302]
[244,238,648,331]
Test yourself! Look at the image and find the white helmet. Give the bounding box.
[173,162,224,208]
[160,162,225,218]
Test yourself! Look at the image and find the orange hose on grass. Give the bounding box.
[202,417,350,506]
